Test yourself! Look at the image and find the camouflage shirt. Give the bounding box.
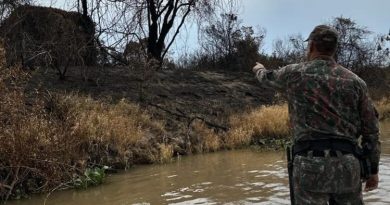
[255,56,380,173]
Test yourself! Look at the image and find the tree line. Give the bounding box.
[0,0,389,73]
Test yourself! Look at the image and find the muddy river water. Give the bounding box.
[9,122,390,205]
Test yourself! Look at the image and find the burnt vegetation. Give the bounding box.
[0,5,97,79]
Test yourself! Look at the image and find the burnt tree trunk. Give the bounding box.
[81,0,88,17]
[146,0,193,67]
[146,0,165,63]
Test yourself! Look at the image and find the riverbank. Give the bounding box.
[0,69,272,200]
[1,60,390,201]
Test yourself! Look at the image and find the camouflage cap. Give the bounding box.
[305,25,338,43]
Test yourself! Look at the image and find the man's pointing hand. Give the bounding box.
[252,62,265,73]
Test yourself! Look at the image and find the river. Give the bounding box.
[9,122,390,205]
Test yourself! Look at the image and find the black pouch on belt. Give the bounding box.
[354,142,372,180]
[356,147,372,180]
[360,157,372,180]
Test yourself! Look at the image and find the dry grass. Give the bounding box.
[186,104,291,151]
[50,94,165,161]
[0,40,167,199]
[190,121,221,153]
[375,97,390,121]
[225,104,290,148]
[157,144,174,163]
[0,61,166,199]
[0,67,66,200]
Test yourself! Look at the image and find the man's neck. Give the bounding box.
[308,52,335,62]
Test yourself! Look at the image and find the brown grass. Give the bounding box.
[375,97,390,121]
[190,121,221,153]
[157,144,174,163]
[50,94,165,160]
[225,104,290,148]
[0,67,66,200]
[0,63,166,199]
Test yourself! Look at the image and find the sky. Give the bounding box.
[38,0,390,55]
[240,0,390,52]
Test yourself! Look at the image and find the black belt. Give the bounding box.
[293,138,357,157]
[296,150,351,157]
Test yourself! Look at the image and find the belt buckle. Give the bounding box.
[324,149,330,157]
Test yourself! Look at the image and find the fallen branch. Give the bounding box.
[4,167,20,202]
[147,103,228,131]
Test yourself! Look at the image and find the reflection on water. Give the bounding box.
[8,122,390,205]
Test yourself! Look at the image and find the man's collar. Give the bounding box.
[310,55,336,64]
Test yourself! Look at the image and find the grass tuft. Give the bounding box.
[226,104,290,148]
[375,97,390,121]
[157,144,174,163]
[191,121,221,152]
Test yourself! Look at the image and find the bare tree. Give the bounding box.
[201,13,241,59]
[81,0,234,68]
[331,17,371,68]
[271,17,390,69]
[81,0,88,17]
[331,17,389,69]
[197,10,265,71]
[273,34,306,64]
[234,26,265,70]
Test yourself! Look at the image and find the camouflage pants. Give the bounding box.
[293,153,363,205]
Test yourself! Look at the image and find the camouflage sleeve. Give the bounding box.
[359,82,381,174]
[254,64,296,92]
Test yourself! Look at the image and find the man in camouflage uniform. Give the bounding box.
[253,25,380,204]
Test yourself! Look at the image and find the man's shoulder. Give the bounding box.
[276,61,320,77]
[279,63,302,72]
[292,60,327,72]
[335,64,367,86]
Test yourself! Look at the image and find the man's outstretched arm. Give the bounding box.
[252,62,295,92]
